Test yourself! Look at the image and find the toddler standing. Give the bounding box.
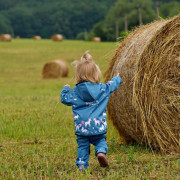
[61,51,122,170]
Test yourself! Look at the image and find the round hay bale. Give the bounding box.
[105,15,180,153]
[51,34,63,41]
[42,60,68,79]
[92,37,101,42]
[0,34,12,42]
[16,36,20,39]
[32,36,41,40]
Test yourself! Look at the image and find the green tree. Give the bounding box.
[90,21,107,41]
[9,8,35,37]
[0,13,12,35]
[0,0,116,39]
[160,1,180,18]
[0,0,20,10]
[108,0,132,40]
[133,0,154,25]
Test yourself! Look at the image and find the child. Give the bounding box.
[61,51,122,171]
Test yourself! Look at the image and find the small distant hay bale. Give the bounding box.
[0,34,12,42]
[32,36,41,40]
[42,60,68,79]
[51,34,63,41]
[92,37,101,42]
[105,15,180,153]
[16,36,20,39]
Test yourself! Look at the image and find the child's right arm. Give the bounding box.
[104,74,122,94]
[61,85,74,106]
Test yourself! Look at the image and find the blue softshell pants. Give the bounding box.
[76,134,108,170]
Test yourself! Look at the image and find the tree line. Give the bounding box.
[88,0,180,41]
[0,0,179,41]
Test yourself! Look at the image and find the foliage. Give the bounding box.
[0,13,12,34]
[87,21,108,41]
[90,0,157,41]
[160,1,180,18]
[0,0,116,39]
[0,0,179,41]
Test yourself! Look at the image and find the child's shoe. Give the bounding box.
[97,153,108,167]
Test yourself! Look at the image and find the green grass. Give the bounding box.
[0,39,179,179]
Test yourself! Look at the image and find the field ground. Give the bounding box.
[0,39,179,179]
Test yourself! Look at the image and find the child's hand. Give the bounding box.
[65,84,70,87]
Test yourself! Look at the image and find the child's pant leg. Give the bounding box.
[90,134,108,156]
[76,136,90,170]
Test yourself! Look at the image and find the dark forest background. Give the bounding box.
[0,0,179,41]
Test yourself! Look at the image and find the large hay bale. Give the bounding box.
[51,34,63,41]
[32,36,41,40]
[0,34,12,42]
[105,15,180,153]
[42,60,68,78]
[92,37,101,42]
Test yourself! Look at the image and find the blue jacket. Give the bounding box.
[61,76,122,136]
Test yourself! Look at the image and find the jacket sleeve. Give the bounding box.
[60,86,74,106]
[105,76,122,94]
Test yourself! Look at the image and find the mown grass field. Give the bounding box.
[0,39,179,179]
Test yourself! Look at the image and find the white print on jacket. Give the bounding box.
[75,123,82,131]
[94,118,100,126]
[78,158,85,164]
[108,81,114,85]
[103,112,106,116]
[99,125,105,131]
[100,119,107,126]
[103,121,107,127]
[81,127,88,133]
[85,118,91,127]
[86,100,99,106]
[74,114,79,119]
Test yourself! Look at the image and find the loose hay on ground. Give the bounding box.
[42,60,69,79]
[105,15,180,153]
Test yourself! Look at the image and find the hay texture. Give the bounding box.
[0,34,12,41]
[92,37,101,42]
[105,15,180,153]
[32,36,41,40]
[52,34,63,41]
[42,60,68,79]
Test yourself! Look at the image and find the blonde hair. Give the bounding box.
[72,51,101,84]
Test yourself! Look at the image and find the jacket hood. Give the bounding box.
[76,82,101,102]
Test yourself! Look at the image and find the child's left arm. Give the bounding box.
[61,85,74,106]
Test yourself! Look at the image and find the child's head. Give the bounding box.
[72,51,101,84]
